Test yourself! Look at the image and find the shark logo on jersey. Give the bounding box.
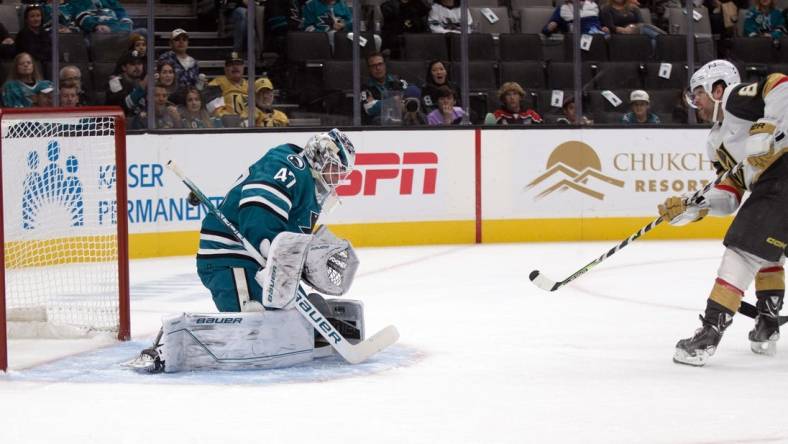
[287,154,306,170]
[299,211,319,234]
[22,140,85,230]
[525,141,624,200]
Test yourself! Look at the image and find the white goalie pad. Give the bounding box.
[256,232,313,309]
[303,226,360,296]
[160,310,314,372]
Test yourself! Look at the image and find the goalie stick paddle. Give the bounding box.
[166,160,399,364]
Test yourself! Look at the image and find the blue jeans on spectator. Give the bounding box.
[232,6,247,52]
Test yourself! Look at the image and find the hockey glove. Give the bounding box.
[658,195,709,226]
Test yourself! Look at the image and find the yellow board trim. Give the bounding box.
[482,216,734,243]
[127,216,734,259]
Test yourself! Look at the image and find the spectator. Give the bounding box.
[543,2,570,36]
[179,86,222,128]
[128,33,147,57]
[59,82,80,107]
[380,0,430,57]
[362,52,409,125]
[402,84,427,125]
[555,96,592,125]
[153,83,181,129]
[552,0,609,35]
[254,77,289,127]
[2,52,47,108]
[484,81,543,125]
[156,60,184,105]
[0,21,15,60]
[157,29,202,89]
[264,0,305,55]
[31,80,54,107]
[105,50,147,128]
[600,0,663,40]
[36,0,76,32]
[420,60,460,115]
[59,65,92,105]
[223,0,258,53]
[65,0,134,33]
[301,0,353,33]
[428,0,472,33]
[15,5,52,64]
[621,90,660,124]
[426,85,465,125]
[207,52,256,126]
[744,0,785,41]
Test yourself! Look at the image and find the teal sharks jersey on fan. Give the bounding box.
[196,143,321,269]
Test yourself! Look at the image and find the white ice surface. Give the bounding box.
[2,240,788,444]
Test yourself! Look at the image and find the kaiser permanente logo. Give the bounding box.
[525,141,624,200]
[22,140,84,230]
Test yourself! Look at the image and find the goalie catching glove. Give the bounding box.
[254,227,359,309]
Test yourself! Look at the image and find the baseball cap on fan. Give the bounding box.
[171,28,188,40]
[629,90,650,104]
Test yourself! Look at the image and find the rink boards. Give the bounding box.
[123,128,734,258]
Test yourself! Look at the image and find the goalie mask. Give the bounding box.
[304,128,356,210]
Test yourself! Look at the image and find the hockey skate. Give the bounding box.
[749,295,782,356]
[673,313,731,367]
[123,329,165,373]
[123,347,165,373]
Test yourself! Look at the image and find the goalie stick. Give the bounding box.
[166,160,399,364]
[527,161,787,323]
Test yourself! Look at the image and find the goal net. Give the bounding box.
[0,107,130,371]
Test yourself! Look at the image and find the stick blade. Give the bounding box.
[342,325,400,364]
[529,270,559,292]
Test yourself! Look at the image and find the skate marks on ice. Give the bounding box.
[3,340,423,385]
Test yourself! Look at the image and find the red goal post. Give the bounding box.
[0,107,130,372]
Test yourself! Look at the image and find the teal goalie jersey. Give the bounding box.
[197,143,321,268]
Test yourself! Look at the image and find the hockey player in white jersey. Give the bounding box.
[658,60,787,366]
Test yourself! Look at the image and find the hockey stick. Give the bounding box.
[166,160,399,364]
[528,162,781,321]
[529,162,742,291]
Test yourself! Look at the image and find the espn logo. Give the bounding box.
[337,152,438,196]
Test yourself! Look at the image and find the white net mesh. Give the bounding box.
[2,115,121,337]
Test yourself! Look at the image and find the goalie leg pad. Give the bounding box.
[327,299,365,342]
[160,310,314,372]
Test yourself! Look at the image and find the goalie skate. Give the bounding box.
[123,347,165,374]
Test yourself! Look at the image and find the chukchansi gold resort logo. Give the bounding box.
[525,141,624,200]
